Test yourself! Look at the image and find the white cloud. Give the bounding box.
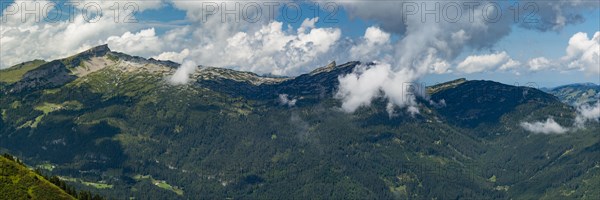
[521,118,568,134]
[0,0,597,118]
[330,1,597,114]
[175,18,342,76]
[0,0,155,68]
[562,31,600,74]
[429,60,452,74]
[336,63,390,112]
[457,52,520,73]
[154,49,191,63]
[169,60,197,85]
[330,0,597,34]
[278,94,297,107]
[336,62,420,114]
[575,101,600,127]
[524,31,599,74]
[350,26,392,62]
[499,59,521,71]
[527,57,554,71]
[107,28,164,57]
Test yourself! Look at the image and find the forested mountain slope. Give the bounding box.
[0,45,598,199]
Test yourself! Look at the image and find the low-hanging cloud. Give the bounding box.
[279,94,297,107]
[1,0,598,117]
[336,62,421,115]
[521,101,599,134]
[169,60,197,85]
[331,0,598,114]
[521,118,568,134]
[575,101,600,127]
[154,49,191,64]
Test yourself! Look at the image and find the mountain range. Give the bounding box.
[544,83,600,106]
[0,45,599,199]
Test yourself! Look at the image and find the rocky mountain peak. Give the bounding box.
[427,78,467,94]
[82,44,111,57]
[309,61,340,75]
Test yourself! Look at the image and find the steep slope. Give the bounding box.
[0,45,598,199]
[0,154,75,200]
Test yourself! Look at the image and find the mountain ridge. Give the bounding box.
[0,44,598,199]
[547,83,600,106]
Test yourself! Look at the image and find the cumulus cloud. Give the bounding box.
[329,0,598,113]
[527,57,555,71]
[521,118,568,134]
[0,0,345,76]
[154,17,342,76]
[350,26,392,62]
[152,1,346,75]
[562,32,600,74]
[154,49,191,63]
[335,1,516,114]
[106,28,164,57]
[429,61,452,74]
[0,0,162,68]
[575,101,600,127]
[457,52,520,73]
[169,60,197,85]
[525,31,599,74]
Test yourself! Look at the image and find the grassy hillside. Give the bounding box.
[0,60,47,83]
[0,154,75,200]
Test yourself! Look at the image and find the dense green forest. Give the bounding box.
[0,45,598,199]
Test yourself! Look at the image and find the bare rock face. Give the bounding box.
[85,44,111,57]
[9,61,76,93]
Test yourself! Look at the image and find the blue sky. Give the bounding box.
[424,9,600,87]
[1,0,599,87]
[133,1,599,87]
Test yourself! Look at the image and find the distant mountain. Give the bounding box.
[429,79,564,128]
[547,83,600,106]
[0,45,598,199]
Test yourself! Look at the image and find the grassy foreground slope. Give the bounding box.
[0,154,75,200]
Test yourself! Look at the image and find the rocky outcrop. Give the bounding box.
[9,60,76,93]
